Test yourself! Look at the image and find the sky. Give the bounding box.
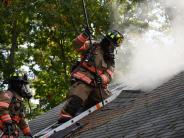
[113,0,184,91]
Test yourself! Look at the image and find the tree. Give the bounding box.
[0,0,34,78]
[0,0,155,115]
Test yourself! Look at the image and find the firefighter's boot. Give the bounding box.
[58,95,83,124]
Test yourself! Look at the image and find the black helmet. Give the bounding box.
[6,73,32,99]
[105,30,124,47]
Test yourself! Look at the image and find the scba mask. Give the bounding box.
[20,83,32,99]
[7,74,32,99]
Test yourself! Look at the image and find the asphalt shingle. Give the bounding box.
[72,72,184,138]
[29,71,184,138]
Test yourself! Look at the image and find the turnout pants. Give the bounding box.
[63,81,111,116]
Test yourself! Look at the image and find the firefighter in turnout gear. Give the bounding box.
[58,29,124,123]
[0,73,33,138]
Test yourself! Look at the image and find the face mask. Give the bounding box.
[21,84,32,99]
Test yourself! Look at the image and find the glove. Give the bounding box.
[95,75,102,85]
[83,26,92,37]
[3,122,17,136]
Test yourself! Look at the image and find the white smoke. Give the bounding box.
[113,0,184,91]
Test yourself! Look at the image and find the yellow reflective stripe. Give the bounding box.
[106,69,113,78]
[0,102,9,108]
[78,43,89,51]
[95,103,102,110]
[77,34,88,43]
[72,72,92,84]
[100,74,109,84]
[117,34,120,37]
[0,114,11,122]
[111,34,115,38]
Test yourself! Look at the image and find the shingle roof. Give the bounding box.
[29,71,184,138]
[71,72,184,138]
[29,101,64,135]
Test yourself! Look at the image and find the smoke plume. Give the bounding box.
[113,0,184,91]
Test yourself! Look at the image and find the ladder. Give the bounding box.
[34,84,127,138]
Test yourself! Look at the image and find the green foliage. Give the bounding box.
[1,0,112,111]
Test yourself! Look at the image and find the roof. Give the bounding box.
[29,71,184,138]
[29,83,126,136]
[29,101,65,135]
[71,72,184,138]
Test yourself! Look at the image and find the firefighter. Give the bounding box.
[0,73,33,138]
[58,29,124,123]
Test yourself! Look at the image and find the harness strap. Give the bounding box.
[81,62,103,75]
[11,115,21,124]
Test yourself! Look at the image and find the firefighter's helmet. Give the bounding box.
[6,73,32,99]
[105,30,124,47]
